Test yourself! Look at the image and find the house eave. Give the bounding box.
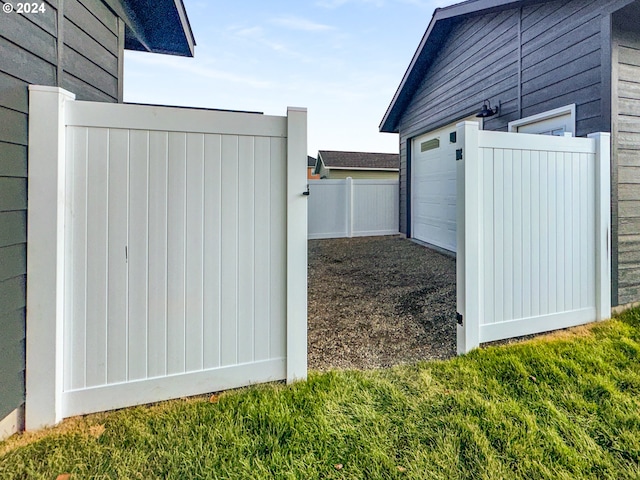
[118,0,196,57]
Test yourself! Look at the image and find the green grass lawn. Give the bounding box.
[3,310,640,479]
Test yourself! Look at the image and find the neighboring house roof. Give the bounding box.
[317,151,399,172]
[380,0,557,133]
[308,156,317,168]
[115,0,196,57]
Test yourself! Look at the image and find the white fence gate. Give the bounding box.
[456,121,611,353]
[307,178,399,239]
[26,86,308,429]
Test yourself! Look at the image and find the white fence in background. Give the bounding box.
[308,178,399,239]
[26,86,308,429]
[456,121,611,353]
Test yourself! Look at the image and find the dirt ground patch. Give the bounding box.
[308,235,457,370]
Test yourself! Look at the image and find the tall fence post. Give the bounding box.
[26,86,75,429]
[589,132,611,320]
[286,107,308,383]
[347,177,352,238]
[457,121,481,355]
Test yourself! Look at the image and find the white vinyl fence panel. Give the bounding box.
[26,86,308,429]
[308,178,399,239]
[456,121,611,353]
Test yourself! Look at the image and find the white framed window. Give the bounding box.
[508,104,576,136]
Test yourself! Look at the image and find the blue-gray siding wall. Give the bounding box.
[0,0,122,421]
[398,0,640,305]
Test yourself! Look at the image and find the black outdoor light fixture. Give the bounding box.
[476,99,500,118]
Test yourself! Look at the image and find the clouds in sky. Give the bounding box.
[124,0,450,154]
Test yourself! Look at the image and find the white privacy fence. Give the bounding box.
[26,86,308,429]
[456,121,611,354]
[308,178,399,239]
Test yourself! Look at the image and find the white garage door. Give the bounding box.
[411,118,478,252]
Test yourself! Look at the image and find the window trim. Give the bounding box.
[508,104,576,136]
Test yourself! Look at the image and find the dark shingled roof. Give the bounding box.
[318,151,399,170]
[308,156,317,167]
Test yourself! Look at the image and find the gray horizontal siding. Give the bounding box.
[0,211,27,248]
[0,5,57,65]
[0,107,27,145]
[399,10,519,138]
[521,0,605,136]
[614,21,640,306]
[0,37,56,85]
[0,276,25,420]
[62,0,119,101]
[0,71,29,114]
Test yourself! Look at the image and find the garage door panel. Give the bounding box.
[411,118,479,252]
[411,128,457,251]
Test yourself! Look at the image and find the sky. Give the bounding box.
[123,0,452,156]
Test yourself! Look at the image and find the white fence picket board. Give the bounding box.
[503,149,514,323]
[530,151,541,318]
[579,155,588,308]
[481,148,494,326]
[270,137,287,360]
[587,152,596,310]
[67,126,88,391]
[562,153,572,310]
[167,132,187,375]
[147,130,169,379]
[220,135,239,367]
[238,136,256,365]
[185,133,205,372]
[547,152,558,313]
[106,129,129,384]
[203,134,222,370]
[522,150,532,319]
[512,149,523,320]
[85,128,109,388]
[493,149,504,325]
[571,154,580,309]
[254,137,272,362]
[128,130,150,381]
[539,152,549,316]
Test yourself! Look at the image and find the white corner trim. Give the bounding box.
[0,406,24,441]
[508,104,576,133]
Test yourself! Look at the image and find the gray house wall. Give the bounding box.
[394,0,640,306]
[613,5,640,305]
[0,0,124,422]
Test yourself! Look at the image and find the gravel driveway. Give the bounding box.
[308,235,457,370]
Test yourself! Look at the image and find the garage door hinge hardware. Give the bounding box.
[456,149,463,161]
[457,312,463,326]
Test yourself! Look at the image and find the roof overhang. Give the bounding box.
[105,0,196,57]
